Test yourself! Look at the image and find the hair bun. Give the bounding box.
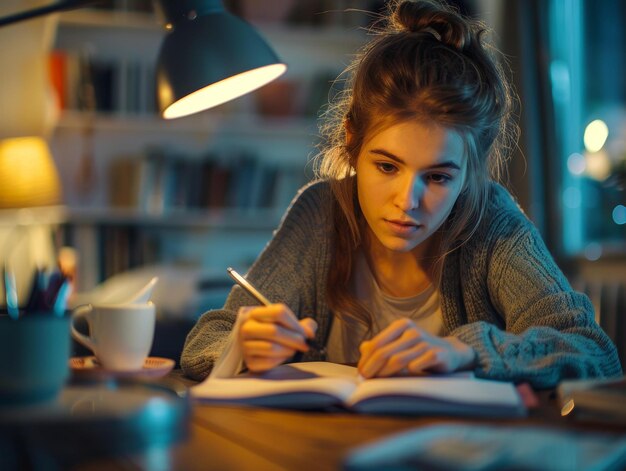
[392,0,473,51]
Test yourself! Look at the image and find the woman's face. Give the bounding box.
[355,120,466,255]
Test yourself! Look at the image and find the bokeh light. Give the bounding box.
[583,119,609,153]
[612,205,626,225]
[583,242,602,261]
[585,149,612,181]
[567,153,586,175]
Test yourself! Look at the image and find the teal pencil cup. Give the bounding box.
[0,312,70,406]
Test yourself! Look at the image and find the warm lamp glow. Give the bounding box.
[0,136,61,208]
[163,63,286,120]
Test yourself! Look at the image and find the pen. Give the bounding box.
[226,267,325,354]
[227,267,272,305]
[52,279,73,317]
[24,267,44,311]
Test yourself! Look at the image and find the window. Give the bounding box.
[549,0,626,260]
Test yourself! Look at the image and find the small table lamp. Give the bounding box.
[0,136,62,306]
[0,136,61,208]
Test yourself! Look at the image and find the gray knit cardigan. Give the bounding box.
[181,180,622,388]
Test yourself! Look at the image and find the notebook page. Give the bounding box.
[346,376,521,408]
[193,362,360,402]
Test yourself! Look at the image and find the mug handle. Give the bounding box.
[71,304,96,353]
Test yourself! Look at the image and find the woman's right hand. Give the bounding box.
[237,303,317,373]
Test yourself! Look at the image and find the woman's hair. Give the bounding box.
[315,0,518,331]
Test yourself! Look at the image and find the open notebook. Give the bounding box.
[191,361,526,418]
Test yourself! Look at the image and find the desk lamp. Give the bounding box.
[0,0,287,119]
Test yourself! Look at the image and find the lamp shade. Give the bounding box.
[155,0,287,119]
[0,137,61,208]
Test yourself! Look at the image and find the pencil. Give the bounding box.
[226,267,325,353]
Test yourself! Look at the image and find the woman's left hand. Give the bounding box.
[357,318,477,378]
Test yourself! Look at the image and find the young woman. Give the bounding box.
[181,0,622,387]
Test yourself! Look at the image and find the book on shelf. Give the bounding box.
[203,159,230,209]
[90,60,115,113]
[256,165,279,208]
[98,225,159,280]
[69,224,101,292]
[227,153,259,209]
[49,51,68,110]
[108,156,143,208]
[139,148,169,214]
[191,361,526,418]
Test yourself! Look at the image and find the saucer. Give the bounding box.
[69,356,175,380]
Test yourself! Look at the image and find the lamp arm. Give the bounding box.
[0,0,101,28]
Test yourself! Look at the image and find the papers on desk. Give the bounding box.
[343,424,626,471]
[192,361,526,418]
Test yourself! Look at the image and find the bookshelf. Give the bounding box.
[48,2,369,299]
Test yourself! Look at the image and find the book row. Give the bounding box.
[107,149,310,214]
[61,224,160,288]
[49,51,156,115]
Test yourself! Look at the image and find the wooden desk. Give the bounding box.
[74,373,626,471]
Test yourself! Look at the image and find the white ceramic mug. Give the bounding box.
[71,303,156,371]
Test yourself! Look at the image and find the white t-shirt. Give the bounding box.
[326,252,443,365]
